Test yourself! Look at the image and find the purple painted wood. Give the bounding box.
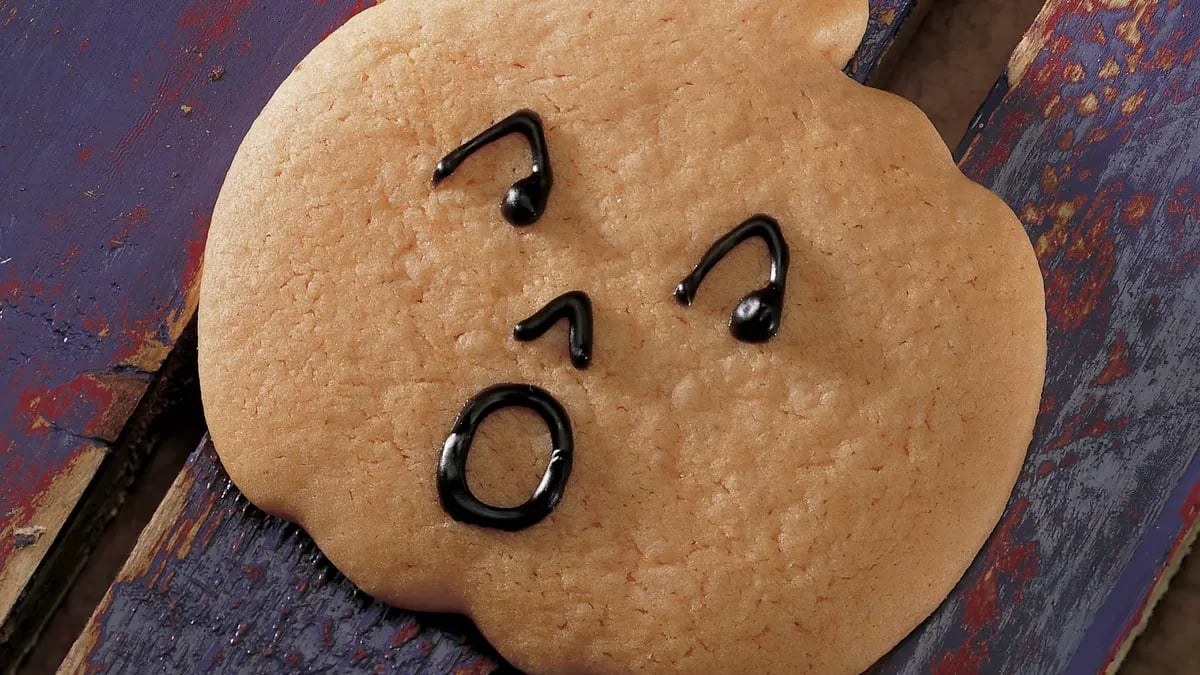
[871,0,1200,672]
[846,0,925,82]
[63,441,502,674]
[0,0,374,623]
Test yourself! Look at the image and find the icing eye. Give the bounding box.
[432,109,553,227]
[674,214,791,343]
[438,383,574,531]
[514,291,594,370]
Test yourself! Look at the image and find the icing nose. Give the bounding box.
[513,291,594,370]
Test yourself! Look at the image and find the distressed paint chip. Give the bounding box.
[12,526,48,549]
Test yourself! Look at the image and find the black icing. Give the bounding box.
[433,110,553,226]
[438,383,574,531]
[674,214,790,343]
[513,291,594,370]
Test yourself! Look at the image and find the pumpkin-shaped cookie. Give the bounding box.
[199,1,1046,672]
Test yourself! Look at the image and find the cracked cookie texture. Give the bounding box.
[198,1,1046,672]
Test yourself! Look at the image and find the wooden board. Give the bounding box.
[0,0,377,640]
[879,0,1200,671]
[847,0,931,83]
[61,442,508,673]
[59,439,507,673]
[0,2,921,666]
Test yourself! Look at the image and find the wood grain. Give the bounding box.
[0,0,382,645]
[876,0,1200,672]
[60,440,506,674]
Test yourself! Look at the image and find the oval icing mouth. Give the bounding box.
[438,383,574,531]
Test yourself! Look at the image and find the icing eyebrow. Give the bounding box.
[432,109,553,227]
[674,214,790,343]
[514,291,594,370]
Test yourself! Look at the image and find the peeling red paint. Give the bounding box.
[392,622,421,648]
[1122,192,1156,228]
[114,0,254,164]
[109,204,153,247]
[18,372,146,441]
[962,569,999,632]
[314,0,374,39]
[322,618,335,648]
[0,276,22,301]
[119,204,150,226]
[930,639,985,675]
[179,214,209,301]
[0,401,110,565]
[111,327,171,372]
[1181,479,1200,523]
[1095,333,1133,385]
[1039,185,1121,333]
[1050,397,1131,451]
[932,499,1037,672]
[177,0,252,47]
[949,20,1200,674]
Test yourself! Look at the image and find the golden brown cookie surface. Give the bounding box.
[198,1,1046,672]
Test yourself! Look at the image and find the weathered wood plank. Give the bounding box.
[0,0,381,661]
[874,0,1200,672]
[59,440,505,674]
[846,0,932,83]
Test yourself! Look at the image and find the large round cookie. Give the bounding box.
[198,1,1046,672]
